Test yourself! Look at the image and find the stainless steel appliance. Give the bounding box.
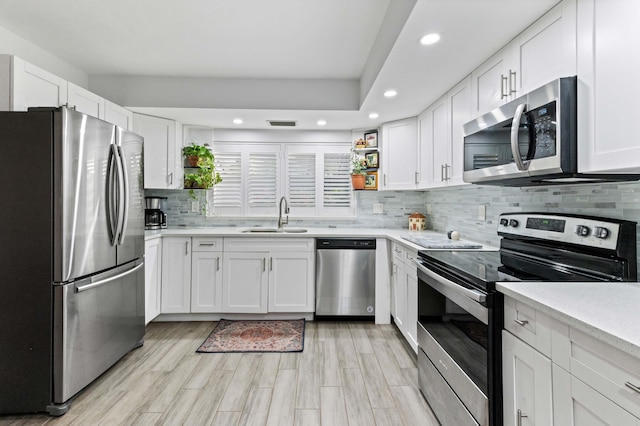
[416,212,637,426]
[0,107,145,416]
[145,196,167,230]
[315,238,376,316]
[463,77,640,186]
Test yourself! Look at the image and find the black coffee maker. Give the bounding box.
[145,196,167,230]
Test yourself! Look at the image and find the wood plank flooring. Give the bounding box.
[0,321,438,426]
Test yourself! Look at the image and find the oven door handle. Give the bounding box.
[416,260,486,303]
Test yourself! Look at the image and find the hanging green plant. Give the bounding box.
[182,143,222,199]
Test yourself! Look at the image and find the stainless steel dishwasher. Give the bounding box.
[315,238,376,316]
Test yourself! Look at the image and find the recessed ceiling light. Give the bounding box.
[420,33,440,45]
[369,113,379,119]
[384,90,397,98]
[317,119,327,126]
[233,118,243,124]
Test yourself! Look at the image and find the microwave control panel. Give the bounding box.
[528,101,557,158]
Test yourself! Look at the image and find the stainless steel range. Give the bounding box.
[415,212,637,426]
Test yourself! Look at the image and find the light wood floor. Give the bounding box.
[0,321,438,426]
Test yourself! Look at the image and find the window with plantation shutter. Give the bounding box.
[323,152,352,210]
[211,141,353,217]
[247,151,279,215]
[212,150,242,215]
[287,153,316,208]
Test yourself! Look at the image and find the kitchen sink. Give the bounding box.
[241,228,307,233]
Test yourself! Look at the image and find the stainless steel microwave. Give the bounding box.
[462,76,639,186]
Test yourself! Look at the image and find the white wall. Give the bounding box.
[214,128,351,144]
[0,25,87,87]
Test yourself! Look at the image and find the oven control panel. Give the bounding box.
[498,213,620,250]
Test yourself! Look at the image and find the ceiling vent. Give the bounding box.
[268,120,297,127]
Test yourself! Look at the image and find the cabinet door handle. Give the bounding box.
[625,382,640,394]
[517,409,528,426]
[514,318,529,326]
[185,241,189,255]
[509,69,517,95]
[262,258,266,272]
[384,173,387,186]
[445,164,450,181]
[414,171,419,184]
[440,164,445,182]
[168,172,173,185]
[501,74,509,99]
[216,256,220,271]
[269,257,273,271]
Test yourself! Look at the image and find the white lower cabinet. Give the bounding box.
[222,251,268,313]
[502,330,553,426]
[391,242,417,352]
[503,295,640,426]
[553,366,640,426]
[222,238,315,314]
[144,237,162,324]
[160,237,192,314]
[269,251,315,312]
[190,238,223,313]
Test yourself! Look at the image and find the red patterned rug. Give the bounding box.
[196,319,305,353]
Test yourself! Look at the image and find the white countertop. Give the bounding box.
[497,282,640,359]
[145,227,497,252]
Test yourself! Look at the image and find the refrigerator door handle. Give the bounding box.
[106,144,119,246]
[113,144,126,244]
[75,261,144,293]
[117,146,129,245]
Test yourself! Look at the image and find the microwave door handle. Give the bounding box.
[510,103,527,171]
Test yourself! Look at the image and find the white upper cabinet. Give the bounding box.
[9,55,67,111]
[418,95,447,188]
[104,100,133,130]
[471,45,517,116]
[472,1,576,117]
[1,55,133,129]
[133,112,183,189]
[418,75,472,189]
[577,0,640,173]
[515,1,576,96]
[448,76,473,186]
[67,81,105,119]
[380,117,418,190]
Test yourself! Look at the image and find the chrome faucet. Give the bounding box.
[278,196,289,229]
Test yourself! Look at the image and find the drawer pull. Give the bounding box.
[514,319,529,326]
[517,409,528,426]
[625,382,640,394]
[199,243,215,246]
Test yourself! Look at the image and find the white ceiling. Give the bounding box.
[0,0,560,130]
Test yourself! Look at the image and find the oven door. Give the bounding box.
[416,259,502,426]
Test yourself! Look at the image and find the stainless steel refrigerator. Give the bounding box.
[0,107,145,415]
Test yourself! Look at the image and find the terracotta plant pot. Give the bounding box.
[186,155,200,167]
[351,174,365,190]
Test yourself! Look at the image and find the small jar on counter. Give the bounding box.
[409,212,426,231]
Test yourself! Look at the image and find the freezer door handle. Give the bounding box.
[75,261,144,293]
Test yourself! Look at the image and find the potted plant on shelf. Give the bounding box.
[182,143,222,198]
[351,150,367,190]
[183,143,214,167]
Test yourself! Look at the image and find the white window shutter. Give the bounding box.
[323,152,352,209]
[211,151,243,215]
[287,153,316,208]
[248,151,279,214]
